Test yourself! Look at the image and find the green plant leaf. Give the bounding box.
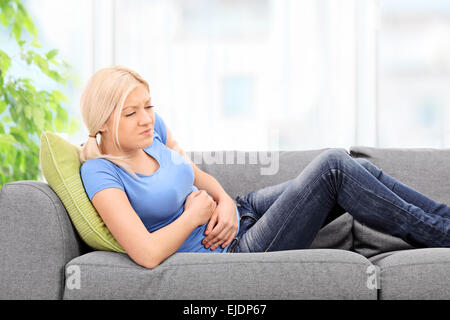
[0,4,12,27]
[15,149,22,170]
[0,133,15,145]
[32,107,45,129]
[30,39,42,48]
[67,116,80,135]
[2,115,12,123]
[46,49,58,60]
[0,100,7,114]
[12,19,21,41]
[50,89,68,103]
[24,105,32,119]
[56,107,68,122]
[0,50,11,73]
[33,53,48,72]
[9,127,26,144]
[48,70,64,83]
[55,116,64,132]
[17,2,37,38]
[20,151,27,172]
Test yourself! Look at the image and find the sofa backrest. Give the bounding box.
[188,149,329,201]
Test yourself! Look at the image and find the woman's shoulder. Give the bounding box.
[81,157,113,169]
[80,157,119,177]
[153,111,167,145]
[80,158,124,201]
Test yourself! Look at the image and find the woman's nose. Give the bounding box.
[138,112,153,125]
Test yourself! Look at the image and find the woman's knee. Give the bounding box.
[322,148,349,162]
[354,157,371,168]
[316,148,351,170]
[354,157,379,176]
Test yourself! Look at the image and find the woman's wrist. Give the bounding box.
[216,193,233,205]
[181,208,203,228]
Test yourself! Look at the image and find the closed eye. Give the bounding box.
[125,105,154,117]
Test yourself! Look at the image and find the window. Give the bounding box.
[26,0,446,151]
[378,0,450,147]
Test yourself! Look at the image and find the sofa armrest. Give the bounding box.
[0,180,87,299]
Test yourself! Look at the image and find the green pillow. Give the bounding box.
[39,131,125,253]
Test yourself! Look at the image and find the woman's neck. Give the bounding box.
[99,138,143,162]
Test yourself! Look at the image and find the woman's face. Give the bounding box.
[102,83,155,154]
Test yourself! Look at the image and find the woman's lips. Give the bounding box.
[140,128,152,136]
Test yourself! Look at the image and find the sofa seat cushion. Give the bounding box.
[63,249,376,300]
[370,248,450,299]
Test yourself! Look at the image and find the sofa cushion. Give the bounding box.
[370,248,450,299]
[309,213,353,250]
[349,146,450,257]
[39,131,125,253]
[63,249,377,300]
[353,220,413,258]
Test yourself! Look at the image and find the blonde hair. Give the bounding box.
[79,65,150,180]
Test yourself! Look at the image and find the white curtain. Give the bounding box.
[28,0,377,151]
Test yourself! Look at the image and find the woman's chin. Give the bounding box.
[141,138,153,149]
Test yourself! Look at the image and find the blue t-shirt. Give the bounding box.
[80,111,240,253]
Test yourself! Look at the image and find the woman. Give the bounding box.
[79,66,450,269]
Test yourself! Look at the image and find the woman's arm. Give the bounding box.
[192,169,238,250]
[165,126,238,251]
[92,188,198,269]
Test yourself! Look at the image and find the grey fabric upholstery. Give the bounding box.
[370,248,450,299]
[0,181,87,299]
[63,249,375,300]
[188,149,330,202]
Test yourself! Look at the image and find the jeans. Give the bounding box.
[227,148,450,253]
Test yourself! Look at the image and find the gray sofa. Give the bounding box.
[1,146,450,300]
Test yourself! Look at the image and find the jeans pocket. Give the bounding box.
[236,194,259,221]
[239,215,257,231]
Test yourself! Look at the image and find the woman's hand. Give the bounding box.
[184,190,217,226]
[202,196,238,251]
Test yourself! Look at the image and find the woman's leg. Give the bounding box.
[354,157,450,219]
[238,157,445,223]
[232,148,450,253]
[236,178,346,229]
